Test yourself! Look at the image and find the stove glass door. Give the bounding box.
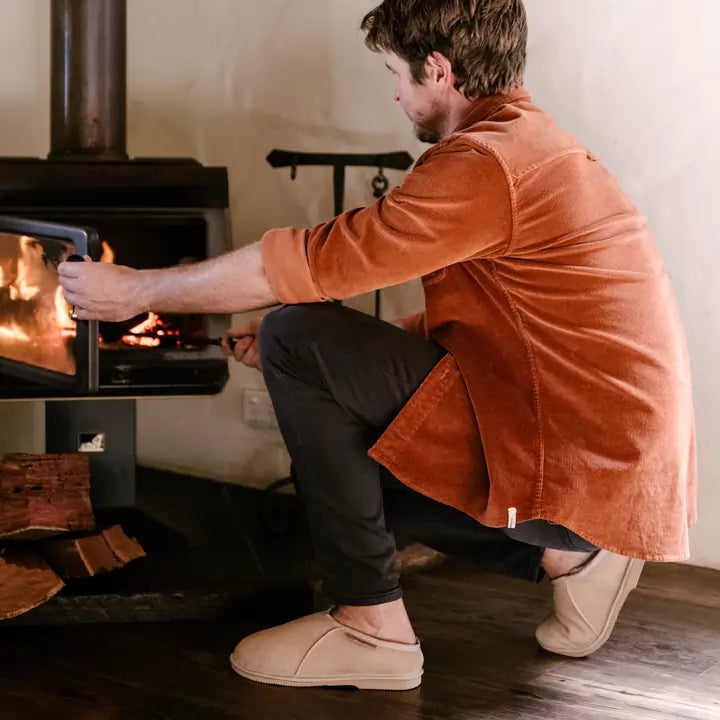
[0,216,99,393]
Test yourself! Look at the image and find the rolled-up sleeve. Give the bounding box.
[261,141,513,305]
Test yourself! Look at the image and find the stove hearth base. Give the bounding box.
[3,469,316,627]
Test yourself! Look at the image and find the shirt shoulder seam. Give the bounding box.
[513,147,588,182]
[448,136,518,256]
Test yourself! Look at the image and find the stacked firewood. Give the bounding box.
[0,454,144,620]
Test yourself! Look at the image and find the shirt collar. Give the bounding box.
[453,87,531,132]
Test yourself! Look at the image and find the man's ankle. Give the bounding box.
[332,601,416,645]
[542,548,598,579]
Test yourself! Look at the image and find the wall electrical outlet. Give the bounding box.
[243,389,279,430]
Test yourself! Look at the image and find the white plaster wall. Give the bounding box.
[0,1,717,567]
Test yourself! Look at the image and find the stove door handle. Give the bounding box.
[65,254,85,320]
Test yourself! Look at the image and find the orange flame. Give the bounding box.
[128,313,160,335]
[120,312,179,347]
[123,335,161,348]
[0,324,30,342]
[8,236,42,301]
[0,233,78,374]
[0,236,43,343]
[100,241,115,264]
[54,285,76,339]
[1,235,178,353]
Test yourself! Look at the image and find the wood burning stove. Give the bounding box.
[0,0,232,508]
[0,173,232,399]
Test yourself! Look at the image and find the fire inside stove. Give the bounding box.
[118,312,181,348]
[0,232,76,375]
[0,232,207,376]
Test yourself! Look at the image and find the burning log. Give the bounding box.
[0,454,95,540]
[41,525,145,579]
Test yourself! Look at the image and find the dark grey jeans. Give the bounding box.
[258,303,597,607]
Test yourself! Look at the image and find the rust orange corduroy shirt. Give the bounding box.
[261,89,697,562]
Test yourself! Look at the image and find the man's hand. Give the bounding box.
[222,317,263,372]
[393,312,426,336]
[59,258,149,322]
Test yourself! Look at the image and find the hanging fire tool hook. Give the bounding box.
[372,167,390,199]
[266,149,414,318]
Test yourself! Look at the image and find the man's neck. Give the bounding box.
[440,94,474,139]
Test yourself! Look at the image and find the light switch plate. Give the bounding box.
[242,389,278,430]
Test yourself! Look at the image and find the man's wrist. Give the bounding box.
[136,269,156,313]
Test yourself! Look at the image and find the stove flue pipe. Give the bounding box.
[50,0,128,159]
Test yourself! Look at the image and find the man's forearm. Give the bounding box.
[141,241,278,315]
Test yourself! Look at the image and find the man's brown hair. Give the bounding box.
[361,0,527,99]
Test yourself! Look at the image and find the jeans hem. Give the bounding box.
[332,587,404,607]
[525,548,546,583]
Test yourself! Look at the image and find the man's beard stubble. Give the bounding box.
[414,124,441,144]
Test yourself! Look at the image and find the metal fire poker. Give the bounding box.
[116,334,239,350]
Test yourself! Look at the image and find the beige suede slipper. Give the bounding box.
[230,611,423,690]
[536,550,645,658]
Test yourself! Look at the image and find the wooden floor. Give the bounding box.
[1,557,719,720]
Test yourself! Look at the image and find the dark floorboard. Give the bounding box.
[1,558,719,720]
[1,470,718,719]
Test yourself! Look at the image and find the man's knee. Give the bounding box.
[258,303,329,360]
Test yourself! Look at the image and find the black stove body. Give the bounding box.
[0,160,232,399]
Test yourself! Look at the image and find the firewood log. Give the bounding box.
[101,524,146,564]
[40,525,145,579]
[0,548,64,620]
[0,454,95,540]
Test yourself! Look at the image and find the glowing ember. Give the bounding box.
[124,336,161,348]
[128,312,161,335]
[121,312,180,347]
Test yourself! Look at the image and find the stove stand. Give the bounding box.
[45,399,136,509]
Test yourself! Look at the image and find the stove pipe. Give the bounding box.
[50,0,128,159]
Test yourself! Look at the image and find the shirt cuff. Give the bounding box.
[261,227,328,305]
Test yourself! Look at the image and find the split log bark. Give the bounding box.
[0,454,95,540]
[0,548,64,620]
[101,525,145,564]
[41,525,145,579]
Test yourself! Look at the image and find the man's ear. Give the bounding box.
[425,51,455,89]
